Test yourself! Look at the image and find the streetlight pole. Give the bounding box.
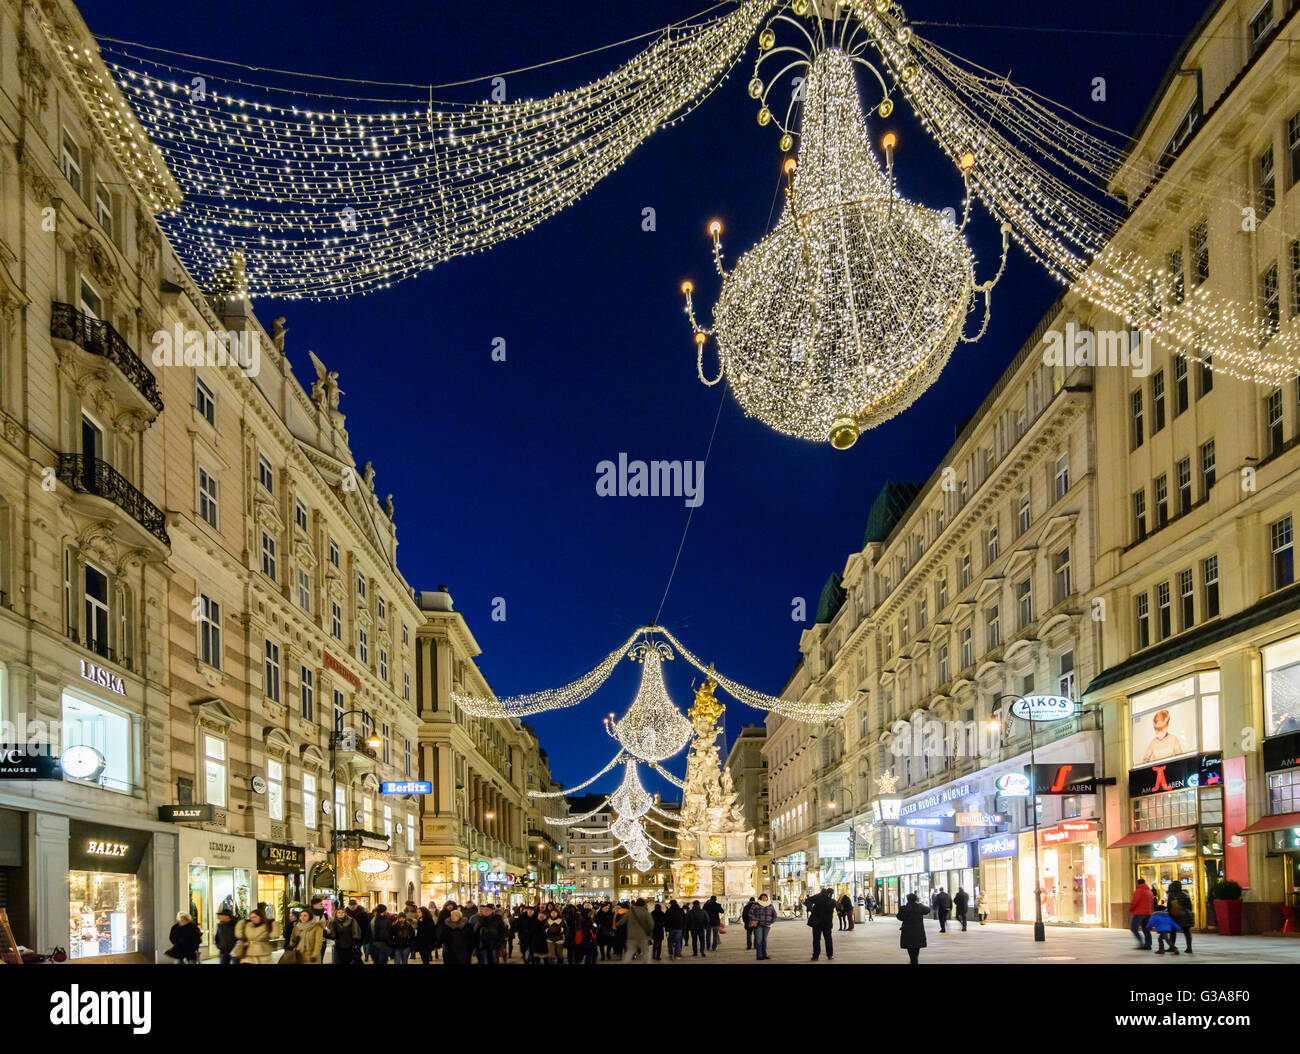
[329,709,381,919]
[992,694,1046,943]
[828,786,859,919]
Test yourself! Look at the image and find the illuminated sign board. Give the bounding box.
[380,781,432,795]
[956,812,1006,827]
[979,834,1018,859]
[1129,755,1222,798]
[817,831,851,859]
[898,782,975,818]
[1027,763,1096,795]
[1009,695,1076,722]
[80,659,126,696]
[996,772,1031,797]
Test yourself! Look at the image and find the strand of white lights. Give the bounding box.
[655,626,851,721]
[453,628,643,717]
[610,642,694,762]
[544,798,612,826]
[527,751,626,797]
[102,0,774,299]
[859,2,1300,386]
[647,761,686,789]
[607,761,654,819]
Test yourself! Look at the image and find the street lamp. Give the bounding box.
[329,709,382,917]
[827,786,860,917]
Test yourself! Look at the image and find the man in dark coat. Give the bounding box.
[741,897,757,948]
[214,909,238,964]
[664,899,687,959]
[686,900,710,957]
[703,895,724,950]
[804,887,837,961]
[898,892,930,964]
[933,888,952,933]
[953,887,970,932]
[651,903,666,960]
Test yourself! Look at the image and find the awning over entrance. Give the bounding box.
[1108,826,1195,849]
[1238,811,1300,835]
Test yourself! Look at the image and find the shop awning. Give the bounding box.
[1238,811,1300,835]
[1108,826,1195,849]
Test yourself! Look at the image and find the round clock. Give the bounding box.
[251,776,267,795]
[60,745,105,781]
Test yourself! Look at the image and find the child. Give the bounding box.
[1145,908,1181,954]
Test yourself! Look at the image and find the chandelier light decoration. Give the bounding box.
[607,760,655,819]
[609,642,694,763]
[685,9,1007,449]
[97,0,773,298]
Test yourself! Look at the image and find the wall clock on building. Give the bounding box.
[354,810,363,823]
[60,745,105,781]
[251,776,267,794]
[322,800,333,816]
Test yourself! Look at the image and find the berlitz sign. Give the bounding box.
[80,660,126,696]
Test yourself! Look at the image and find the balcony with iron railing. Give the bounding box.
[51,302,164,416]
[57,454,170,547]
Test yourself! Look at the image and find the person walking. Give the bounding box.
[703,895,724,950]
[898,892,930,964]
[863,894,876,922]
[234,908,273,964]
[595,902,616,961]
[214,908,238,964]
[414,906,437,964]
[348,900,372,963]
[664,899,686,959]
[1145,908,1181,954]
[474,905,506,965]
[326,907,359,964]
[544,909,567,964]
[837,893,853,931]
[391,912,414,966]
[1129,878,1154,950]
[750,893,777,960]
[805,887,836,961]
[933,888,952,933]
[651,903,666,960]
[577,909,599,965]
[953,888,970,932]
[438,909,475,964]
[1166,880,1194,954]
[165,912,202,963]
[742,897,757,948]
[369,904,394,965]
[290,909,324,964]
[687,900,709,957]
[622,898,654,962]
[975,890,988,925]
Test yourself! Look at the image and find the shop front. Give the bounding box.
[423,856,473,906]
[874,850,926,914]
[978,833,1018,921]
[1018,820,1102,925]
[773,851,807,912]
[177,826,255,959]
[68,820,150,961]
[927,841,976,901]
[256,840,307,941]
[1247,639,1300,922]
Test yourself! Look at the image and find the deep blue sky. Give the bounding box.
[81,1,1206,795]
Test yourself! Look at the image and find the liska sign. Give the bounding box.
[80,659,126,696]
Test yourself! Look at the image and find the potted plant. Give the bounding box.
[1212,879,1243,935]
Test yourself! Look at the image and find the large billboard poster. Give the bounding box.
[1131,696,1197,767]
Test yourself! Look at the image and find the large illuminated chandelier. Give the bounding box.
[685,6,1007,449]
[608,642,693,763]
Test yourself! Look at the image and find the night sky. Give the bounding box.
[80,1,1207,794]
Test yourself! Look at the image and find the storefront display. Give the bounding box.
[927,842,975,900]
[67,821,149,960]
[256,841,306,940]
[179,829,255,956]
[874,851,926,914]
[1017,821,1101,925]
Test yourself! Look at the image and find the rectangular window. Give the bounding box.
[1293,240,1300,315]
[1131,389,1145,449]
[404,738,412,779]
[403,671,411,702]
[1151,371,1166,433]
[985,605,1001,651]
[1154,475,1169,529]
[261,531,277,581]
[1177,458,1192,516]
[377,596,387,622]
[1200,440,1216,497]
[382,804,392,837]
[1017,491,1031,535]
[297,568,311,613]
[1198,355,1214,397]
[402,623,409,647]
[1156,581,1172,638]
[1202,555,1220,619]
[331,601,343,640]
[1167,248,1185,304]
[406,812,416,853]
[264,640,281,702]
[1135,592,1151,650]
[381,723,390,765]
[300,666,314,721]
[1290,112,1300,188]
[198,466,219,529]
[83,563,109,657]
[1259,146,1277,219]
[960,552,971,589]
[199,594,222,667]
[362,795,373,832]
[329,539,340,568]
[1053,547,1072,603]
[1271,516,1295,589]
[1250,1,1275,48]
[356,572,367,599]
[204,734,227,807]
[295,499,309,532]
[333,689,345,734]
[1133,489,1147,543]
[1263,263,1281,335]
[267,758,284,821]
[258,453,274,494]
[195,376,216,426]
[938,644,949,684]
[1016,578,1033,628]
[936,576,948,611]
[334,785,346,830]
[960,626,973,669]
[1058,650,1076,699]
[1178,568,1195,630]
[1191,220,1209,285]
[379,648,389,683]
[359,628,369,664]
[303,773,317,830]
[1054,454,1070,501]
[1174,356,1189,415]
[61,130,82,195]
[987,524,999,564]
[1267,388,1284,454]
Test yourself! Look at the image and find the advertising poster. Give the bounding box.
[1130,696,1197,767]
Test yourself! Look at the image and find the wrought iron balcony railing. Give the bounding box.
[51,302,164,412]
[57,454,170,545]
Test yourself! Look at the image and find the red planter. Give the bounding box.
[1213,899,1244,935]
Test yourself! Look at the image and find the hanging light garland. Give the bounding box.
[684,11,1008,449]
[609,642,694,763]
[607,760,655,819]
[98,0,774,299]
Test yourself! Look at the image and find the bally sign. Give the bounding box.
[80,659,126,696]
